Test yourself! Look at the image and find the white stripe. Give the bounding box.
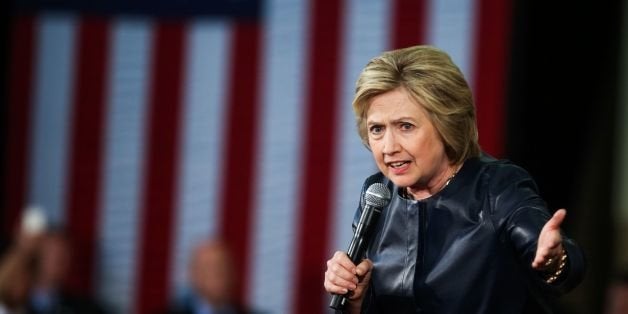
[97,18,152,314]
[331,0,389,264]
[28,13,77,226]
[247,0,308,312]
[328,2,389,311]
[328,0,392,311]
[426,0,477,86]
[170,19,230,302]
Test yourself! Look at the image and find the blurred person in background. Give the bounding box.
[26,230,107,314]
[0,206,46,313]
[605,272,628,314]
[0,234,38,314]
[166,239,252,314]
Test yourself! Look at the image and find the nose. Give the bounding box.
[381,129,400,155]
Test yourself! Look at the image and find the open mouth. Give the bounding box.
[388,161,410,168]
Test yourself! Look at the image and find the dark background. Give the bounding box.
[507,0,624,312]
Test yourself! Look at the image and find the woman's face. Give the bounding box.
[366,87,451,192]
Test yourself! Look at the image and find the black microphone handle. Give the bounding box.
[329,204,379,310]
[329,292,349,311]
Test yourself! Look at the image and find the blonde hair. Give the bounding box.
[353,45,480,165]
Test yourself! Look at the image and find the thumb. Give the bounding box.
[545,208,566,231]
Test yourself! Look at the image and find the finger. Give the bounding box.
[333,251,358,274]
[355,259,373,277]
[324,277,351,295]
[326,259,359,285]
[532,243,563,269]
[325,269,357,292]
[532,242,554,268]
[532,257,551,269]
[532,247,548,268]
[532,254,548,269]
[545,209,567,230]
[532,254,555,269]
[532,245,554,264]
[348,260,373,301]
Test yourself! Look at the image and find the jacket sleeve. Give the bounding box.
[488,163,586,296]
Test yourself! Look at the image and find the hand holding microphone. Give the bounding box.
[326,183,391,311]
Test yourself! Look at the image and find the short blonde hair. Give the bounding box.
[353,45,480,165]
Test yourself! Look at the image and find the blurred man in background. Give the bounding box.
[0,207,46,313]
[605,272,628,314]
[167,239,252,314]
[26,230,107,314]
[0,235,37,313]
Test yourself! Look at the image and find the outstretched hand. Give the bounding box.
[532,209,566,270]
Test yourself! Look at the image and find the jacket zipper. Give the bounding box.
[414,201,427,308]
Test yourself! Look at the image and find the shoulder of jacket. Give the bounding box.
[475,156,545,224]
[476,154,534,187]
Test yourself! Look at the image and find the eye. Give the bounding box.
[400,122,414,131]
[369,125,383,135]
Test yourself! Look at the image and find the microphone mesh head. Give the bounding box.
[364,183,391,208]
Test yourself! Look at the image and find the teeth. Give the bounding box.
[390,161,405,167]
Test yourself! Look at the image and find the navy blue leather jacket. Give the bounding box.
[354,155,585,313]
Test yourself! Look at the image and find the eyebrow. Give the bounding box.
[367,116,416,126]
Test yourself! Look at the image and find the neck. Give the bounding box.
[407,163,460,200]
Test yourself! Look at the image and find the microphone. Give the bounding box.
[329,182,391,310]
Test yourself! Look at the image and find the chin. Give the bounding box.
[387,176,412,188]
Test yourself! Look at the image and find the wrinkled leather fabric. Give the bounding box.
[353,155,585,314]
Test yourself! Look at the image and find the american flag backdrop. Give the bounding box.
[4,0,512,313]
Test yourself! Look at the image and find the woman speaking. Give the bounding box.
[323,45,585,313]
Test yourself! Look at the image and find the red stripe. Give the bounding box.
[3,16,36,238]
[135,21,186,314]
[64,17,110,294]
[390,0,428,49]
[217,22,262,305]
[293,0,343,312]
[472,0,512,157]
